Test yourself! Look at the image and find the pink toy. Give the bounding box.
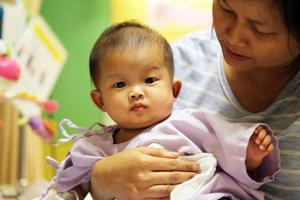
[0,56,20,81]
[42,100,59,114]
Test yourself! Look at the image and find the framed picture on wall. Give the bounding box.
[6,16,67,116]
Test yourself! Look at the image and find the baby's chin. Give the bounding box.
[121,122,157,130]
[121,114,172,130]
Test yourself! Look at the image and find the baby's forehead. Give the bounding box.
[98,55,171,79]
[111,41,163,53]
[101,59,168,74]
[96,43,173,81]
[101,44,166,65]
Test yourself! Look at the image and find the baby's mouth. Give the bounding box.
[131,103,147,111]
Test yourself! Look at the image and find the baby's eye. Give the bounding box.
[114,82,126,88]
[144,77,157,84]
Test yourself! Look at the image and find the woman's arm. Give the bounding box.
[90,147,199,200]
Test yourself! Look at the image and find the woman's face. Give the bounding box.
[213,0,300,72]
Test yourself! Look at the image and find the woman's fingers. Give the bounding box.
[149,157,199,172]
[129,171,196,199]
[138,146,179,158]
[138,146,199,172]
[144,171,197,186]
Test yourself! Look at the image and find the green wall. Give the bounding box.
[40,0,110,136]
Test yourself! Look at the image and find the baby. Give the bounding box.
[43,21,280,200]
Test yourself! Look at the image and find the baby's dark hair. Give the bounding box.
[89,21,174,87]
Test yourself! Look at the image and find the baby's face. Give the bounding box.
[96,44,176,129]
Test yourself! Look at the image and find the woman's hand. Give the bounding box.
[90,147,199,200]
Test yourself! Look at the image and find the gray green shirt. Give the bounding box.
[172,30,300,200]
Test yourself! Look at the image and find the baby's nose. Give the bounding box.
[130,87,144,99]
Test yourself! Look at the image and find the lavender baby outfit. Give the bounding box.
[45,109,280,200]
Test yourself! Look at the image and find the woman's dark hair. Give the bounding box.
[89,21,174,87]
[272,0,300,45]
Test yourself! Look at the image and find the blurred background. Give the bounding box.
[0,0,212,198]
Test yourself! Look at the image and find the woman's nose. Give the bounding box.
[225,20,247,48]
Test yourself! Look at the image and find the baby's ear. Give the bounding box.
[172,79,182,98]
[90,90,105,111]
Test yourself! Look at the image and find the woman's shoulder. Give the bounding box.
[171,29,221,71]
[171,30,219,54]
[172,29,217,42]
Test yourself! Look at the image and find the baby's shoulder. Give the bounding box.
[72,124,117,145]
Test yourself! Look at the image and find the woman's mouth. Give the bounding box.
[224,46,251,61]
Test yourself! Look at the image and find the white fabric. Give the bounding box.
[171,153,217,200]
[148,143,217,200]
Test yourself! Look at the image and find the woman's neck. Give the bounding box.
[224,61,299,113]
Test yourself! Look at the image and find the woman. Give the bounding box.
[90,0,300,199]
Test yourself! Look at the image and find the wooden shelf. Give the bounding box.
[0,101,53,186]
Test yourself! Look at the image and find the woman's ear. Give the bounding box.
[90,90,105,111]
[172,79,182,98]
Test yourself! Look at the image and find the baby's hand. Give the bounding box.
[253,126,274,152]
[246,125,274,171]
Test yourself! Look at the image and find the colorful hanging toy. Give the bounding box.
[0,56,20,81]
[0,40,57,140]
[0,91,59,140]
[28,116,56,141]
[0,39,20,81]
[0,91,60,113]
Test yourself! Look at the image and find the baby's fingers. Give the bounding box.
[254,125,264,135]
[259,135,272,151]
[255,128,267,145]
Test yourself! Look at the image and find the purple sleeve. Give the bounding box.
[171,110,280,189]
[190,171,265,199]
[53,134,106,193]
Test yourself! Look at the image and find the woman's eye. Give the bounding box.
[144,77,157,84]
[114,82,126,88]
[254,29,269,36]
[252,24,276,36]
[220,1,235,14]
[222,6,234,14]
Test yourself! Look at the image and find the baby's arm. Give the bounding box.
[246,125,274,171]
